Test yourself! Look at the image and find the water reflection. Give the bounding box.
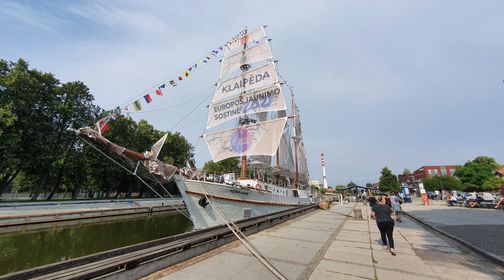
[0,212,192,276]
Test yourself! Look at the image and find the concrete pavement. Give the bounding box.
[143,202,504,280]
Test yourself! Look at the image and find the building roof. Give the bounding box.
[496,166,504,176]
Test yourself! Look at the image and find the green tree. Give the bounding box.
[402,168,411,175]
[481,177,504,191]
[0,59,195,200]
[454,156,500,189]
[422,176,462,191]
[203,158,240,175]
[0,103,16,135]
[379,167,399,193]
[0,59,61,196]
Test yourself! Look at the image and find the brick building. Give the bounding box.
[413,165,460,181]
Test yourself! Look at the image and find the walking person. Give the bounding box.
[391,192,402,222]
[371,196,396,255]
[384,194,392,208]
[368,196,377,207]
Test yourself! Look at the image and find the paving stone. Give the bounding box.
[309,269,373,280]
[376,267,434,280]
[331,240,370,249]
[317,259,375,279]
[328,243,372,256]
[323,250,373,266]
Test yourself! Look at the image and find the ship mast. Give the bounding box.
[239,27,251,179]
[291,89,300,188]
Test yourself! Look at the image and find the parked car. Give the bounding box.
[427,192,437,199]
[481,192,496,202]
[464,193,476,200]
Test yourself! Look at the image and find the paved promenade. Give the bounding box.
[144,203,504,280]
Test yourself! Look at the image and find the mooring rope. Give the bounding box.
[197,181,288,280]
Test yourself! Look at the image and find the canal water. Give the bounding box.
[0,212,193,276]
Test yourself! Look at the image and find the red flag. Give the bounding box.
[178,76,183,81]
[155,88,163,96]
[144,94,152,103]
[95,114,116,135]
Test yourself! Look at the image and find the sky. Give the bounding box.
[1,0,503,186]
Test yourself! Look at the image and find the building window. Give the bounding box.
[433,169,439,175]
[427,169,433,175]
[450,169,456,175]
[441,166,447,176]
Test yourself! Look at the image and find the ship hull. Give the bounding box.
[173,175,311,230]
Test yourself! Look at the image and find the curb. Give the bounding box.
[403,211,504,267]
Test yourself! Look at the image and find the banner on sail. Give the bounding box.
[204,117,287,162]
[220,41,273,77]
[224,27,267,56]
[207,84,286,128]
[213,62,278,102]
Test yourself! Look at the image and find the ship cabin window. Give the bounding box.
[292,190,299,197]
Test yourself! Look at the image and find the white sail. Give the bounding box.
[207,84,286,128]
[292,101,302,138]
[213,62,278,103]
[296,141,309,181]
[204,117,287,162]
[279,122,296,174]
[224,27,267,56]
[220,41,273,77]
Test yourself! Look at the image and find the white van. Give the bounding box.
[223,173,236,185]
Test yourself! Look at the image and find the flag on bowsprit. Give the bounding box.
[133,100,142,112]
[178,76,183,81]
[156,84,165,96]
[144,94,152,103]
[95,114,117,135]
[169,80,177,87]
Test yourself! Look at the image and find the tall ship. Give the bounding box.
[175,26,313,229]
[70,26,313,230]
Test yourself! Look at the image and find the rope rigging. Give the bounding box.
[77,135,192,221]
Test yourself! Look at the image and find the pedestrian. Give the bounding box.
[371,196,396,255]
[391,192,402,222]
[384,194,392,208]
[368,196,377,207]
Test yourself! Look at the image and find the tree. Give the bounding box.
[0,59,61,196]
[454,156,500,189]
[379,167,399,193]
[481,177,504,191]
[422,176,462,191]
[0,59,195,200]
[402,168,411,175]
[202,158,240,175]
